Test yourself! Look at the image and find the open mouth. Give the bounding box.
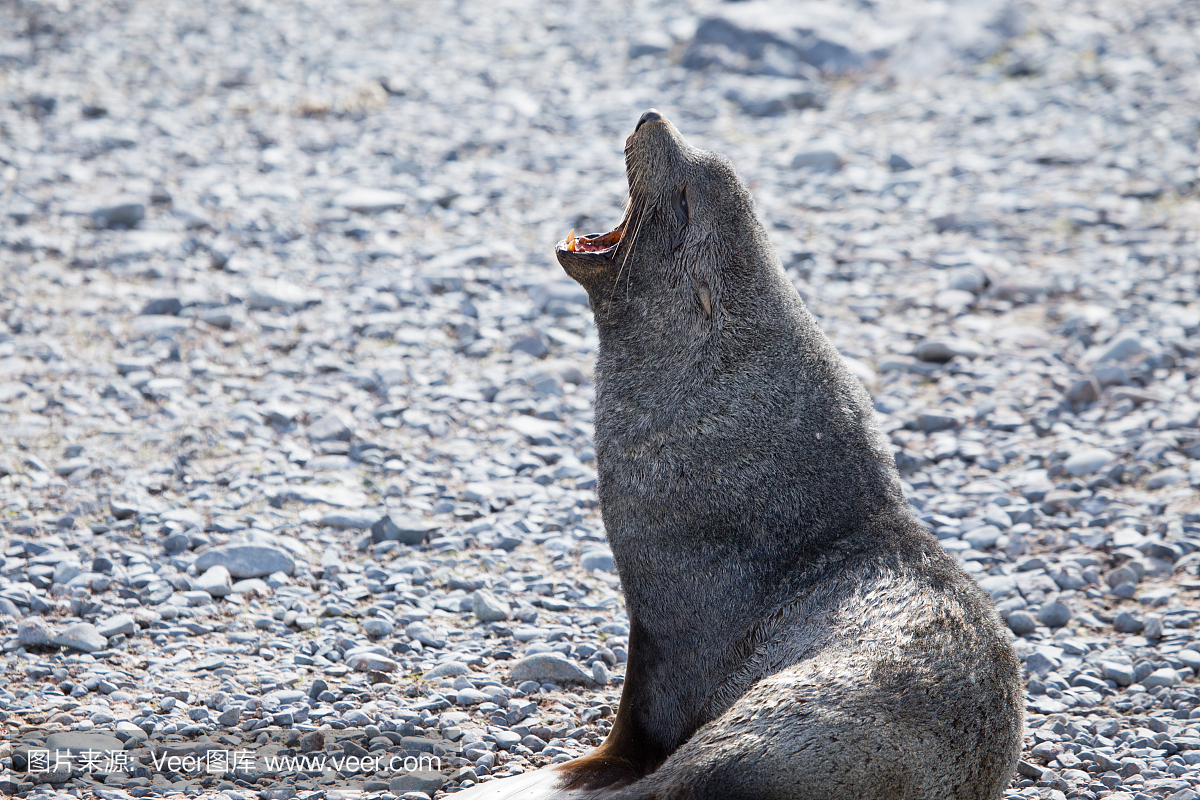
[561,223,624,257]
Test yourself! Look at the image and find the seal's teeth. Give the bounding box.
[567,229,576,252]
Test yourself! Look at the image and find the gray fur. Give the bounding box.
[458,111,1024,800]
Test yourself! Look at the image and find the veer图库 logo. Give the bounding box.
[8,728,448,788]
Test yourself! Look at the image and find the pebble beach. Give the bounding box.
[1,0,1200,798]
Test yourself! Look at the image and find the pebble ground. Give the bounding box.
[1,0,1200,799]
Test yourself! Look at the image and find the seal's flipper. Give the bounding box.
[450,767,612,800]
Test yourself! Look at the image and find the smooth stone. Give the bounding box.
[271,484,368,507]
[1063,448,1113,476]
[425,662,470,679]
[915,338,983,363]
[308,409,355,441]
[792,149,842,172]
[96,614,137,637]
[319,509,384,530]
[371,513,439,545]
[1143,668,1180,688]
[333,188,407,214]
[53,561,82,584]
[194,544,295,578]
[1037,600,1072,628]
[913,411,959,432]
[195,565,233,597]
[46,732,124,754]
[1098,335,1143,363]
[472,589,511,622]
[17,616,55,645]
[345,651,399,672]
[162,507,204,529]
[1113,611,1144,633]
[1147,468,1186,489]
[363,618,394,638]
[1065,378,1101,404]
[91,201,144,229]
[1177,650,1200,671]
[1006,611,1038,635]
[456,688,488,705]
[510,653,593,685]
[388,770,445,796]
[962,525,1001,550]
[247,279,316,311]
[231,578,271,595]
[140,297,183,316]
[52,622,107,652]
[1102,661,1134,687]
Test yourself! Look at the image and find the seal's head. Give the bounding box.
[555,109,777,332]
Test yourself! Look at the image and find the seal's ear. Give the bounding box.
[556,248,617,298]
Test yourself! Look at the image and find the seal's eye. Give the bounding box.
[674,186,689,225]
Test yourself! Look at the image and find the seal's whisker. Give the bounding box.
[613,203,648,299]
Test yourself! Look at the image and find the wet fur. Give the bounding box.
[459,112,1023,800]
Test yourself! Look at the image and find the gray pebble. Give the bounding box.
[194,544,295,578]
[511,653,594,685]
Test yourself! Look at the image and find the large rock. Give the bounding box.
[194,544,295,578]
[511,653,594,686]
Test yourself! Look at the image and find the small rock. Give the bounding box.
[888,153,914,172]
[1147,468,1186,489]
[425,662,470,679]
[195,565,233,597]
[371,513,439,545]
[1006,610,1038,635]
[1062,448,1113,477]
[1037,600,1072,628]
[17,616,55,646]
[52,622,107,653]
[912,411,959,432]
[308,408,355,441]
[472,589,511,622]
[389,771,445,796]
[363,618,394,638]
[511,653,593,685]
[962,525,1001,550]
[791,149,842,172]
[1097,335,1143,363]
[1065,378,1101,405]
[1113,611,1144,633]
[1143,668,1180,688]
[332,188,407,214]
[914,338,983,363]
[247,279,316,312]
[1102,661,1134,686]
[345,651,399,672]
[194,544,295,579]
[91,200,144,229]
[140,297,183,316]
[96,614,137,638]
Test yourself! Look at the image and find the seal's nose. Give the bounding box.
[635,109,663,131]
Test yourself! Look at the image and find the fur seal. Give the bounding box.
[455,109,1024,800]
